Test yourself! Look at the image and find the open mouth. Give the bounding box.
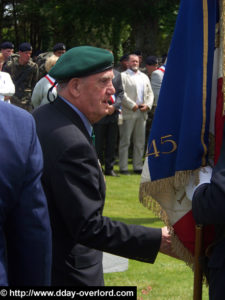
[102,99,108,105]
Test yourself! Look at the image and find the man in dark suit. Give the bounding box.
[192,125,225,300]
[94,68,123,176]
[0,101,52,285]
[33,46,173,286]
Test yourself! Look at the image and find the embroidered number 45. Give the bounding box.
[146,135,177,158]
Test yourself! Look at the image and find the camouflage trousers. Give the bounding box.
[10,96,33,112]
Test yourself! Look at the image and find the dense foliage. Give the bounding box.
[0,0,179,63]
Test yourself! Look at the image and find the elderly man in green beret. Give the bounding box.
[33,46,174,286]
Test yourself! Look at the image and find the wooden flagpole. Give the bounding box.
[193,224,204,300]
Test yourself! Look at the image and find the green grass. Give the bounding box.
[103,163,208,300]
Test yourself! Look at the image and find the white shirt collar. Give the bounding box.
[127,68,140,75]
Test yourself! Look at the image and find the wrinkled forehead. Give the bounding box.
[99,68,114,79]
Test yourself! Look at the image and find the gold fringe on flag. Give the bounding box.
[139,181,194,266]
[139,169,200,200]
[139,169,202,266]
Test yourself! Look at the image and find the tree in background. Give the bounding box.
[0,0,179,64]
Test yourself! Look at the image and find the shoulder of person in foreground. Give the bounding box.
[0,101,52,286]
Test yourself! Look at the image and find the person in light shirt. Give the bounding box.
[32,55,59,108]
[119,54,154,174]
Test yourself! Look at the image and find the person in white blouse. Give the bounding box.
[31,55,59,108]
[0,53,15,103]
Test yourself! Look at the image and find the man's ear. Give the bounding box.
[68,78,81,97]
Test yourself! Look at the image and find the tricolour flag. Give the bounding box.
[139,0,219,265]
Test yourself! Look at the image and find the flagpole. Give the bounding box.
[193,224,204,300]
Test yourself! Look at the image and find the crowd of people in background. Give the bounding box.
[0,40,167,177]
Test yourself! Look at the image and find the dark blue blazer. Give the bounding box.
[0,101,52,286]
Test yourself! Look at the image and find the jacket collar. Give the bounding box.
[53,97,92,143]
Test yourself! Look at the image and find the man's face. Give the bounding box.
[128,55,139,72]
[138,55,143,64]
[1,48,14,60]
[54,50,66,57]
[120,59,128,70]
[77,69,115,124]
[146,64,158,76]
[19,51,32,64]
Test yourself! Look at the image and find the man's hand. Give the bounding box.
[159,226,178,258]
[107,105,116,115]
[139,104,149,112]
[132,104,139,112]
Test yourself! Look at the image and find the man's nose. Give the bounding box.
[109,85,115,95]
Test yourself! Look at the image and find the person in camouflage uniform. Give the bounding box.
[4,42,38,112]
[36,43,66,80]
[0,41,15,69]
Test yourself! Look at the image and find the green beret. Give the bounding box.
[49,46,114,80]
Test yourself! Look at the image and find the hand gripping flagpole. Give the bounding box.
[193,224,204,300]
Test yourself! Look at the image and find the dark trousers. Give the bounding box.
[94,121,118,172]
[208,262,225,300]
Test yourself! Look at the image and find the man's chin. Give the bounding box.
[131,67,138,72]
[102,109,109,118]
[92,111,108,124]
